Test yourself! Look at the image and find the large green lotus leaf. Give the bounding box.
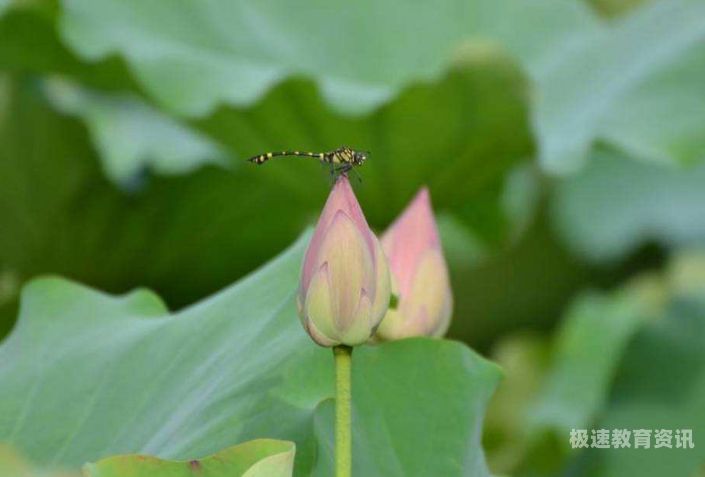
[84,439,295,477]
[534,0,705,173]
[598,44,705,167]
[48,0,601,177]
[57,0,705,174]
[8,0,705,176]
[309,339,499,476]
[50,0,594,183]
[43,78,228,186]
[552,148,705,263]
[0,233,502,476]
[0,0,577,187]
[56,0,595,117]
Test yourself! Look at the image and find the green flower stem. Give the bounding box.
[334,345,353,477]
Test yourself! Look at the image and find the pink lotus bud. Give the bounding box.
[297,177,391,347]
[376,188,453,340]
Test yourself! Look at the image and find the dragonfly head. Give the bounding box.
[352,150,369,166]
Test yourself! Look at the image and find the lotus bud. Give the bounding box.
[298,177,391,347]
[376,188,453,340]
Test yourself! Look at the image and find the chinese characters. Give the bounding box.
[569,429,694,449]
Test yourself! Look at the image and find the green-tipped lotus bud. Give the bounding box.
[298,177,391,347]
[376,188,453,340]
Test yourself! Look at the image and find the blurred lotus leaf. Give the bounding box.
[43,78,229,186]
[484,250,705,476]
[553,148,705,262]
[50,0,705,173]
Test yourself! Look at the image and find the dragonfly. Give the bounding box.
[248,146,368,180]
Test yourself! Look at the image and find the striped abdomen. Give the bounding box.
[248,150,326,165]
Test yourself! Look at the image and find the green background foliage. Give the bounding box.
[1,0,704,475]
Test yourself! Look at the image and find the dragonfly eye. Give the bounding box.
[354,152,368,165]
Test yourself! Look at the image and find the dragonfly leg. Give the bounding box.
[334,164,352,175]
[349,167,362,183]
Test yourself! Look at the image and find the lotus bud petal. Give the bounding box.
[298,177,391,347]
[376,188,453,340]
